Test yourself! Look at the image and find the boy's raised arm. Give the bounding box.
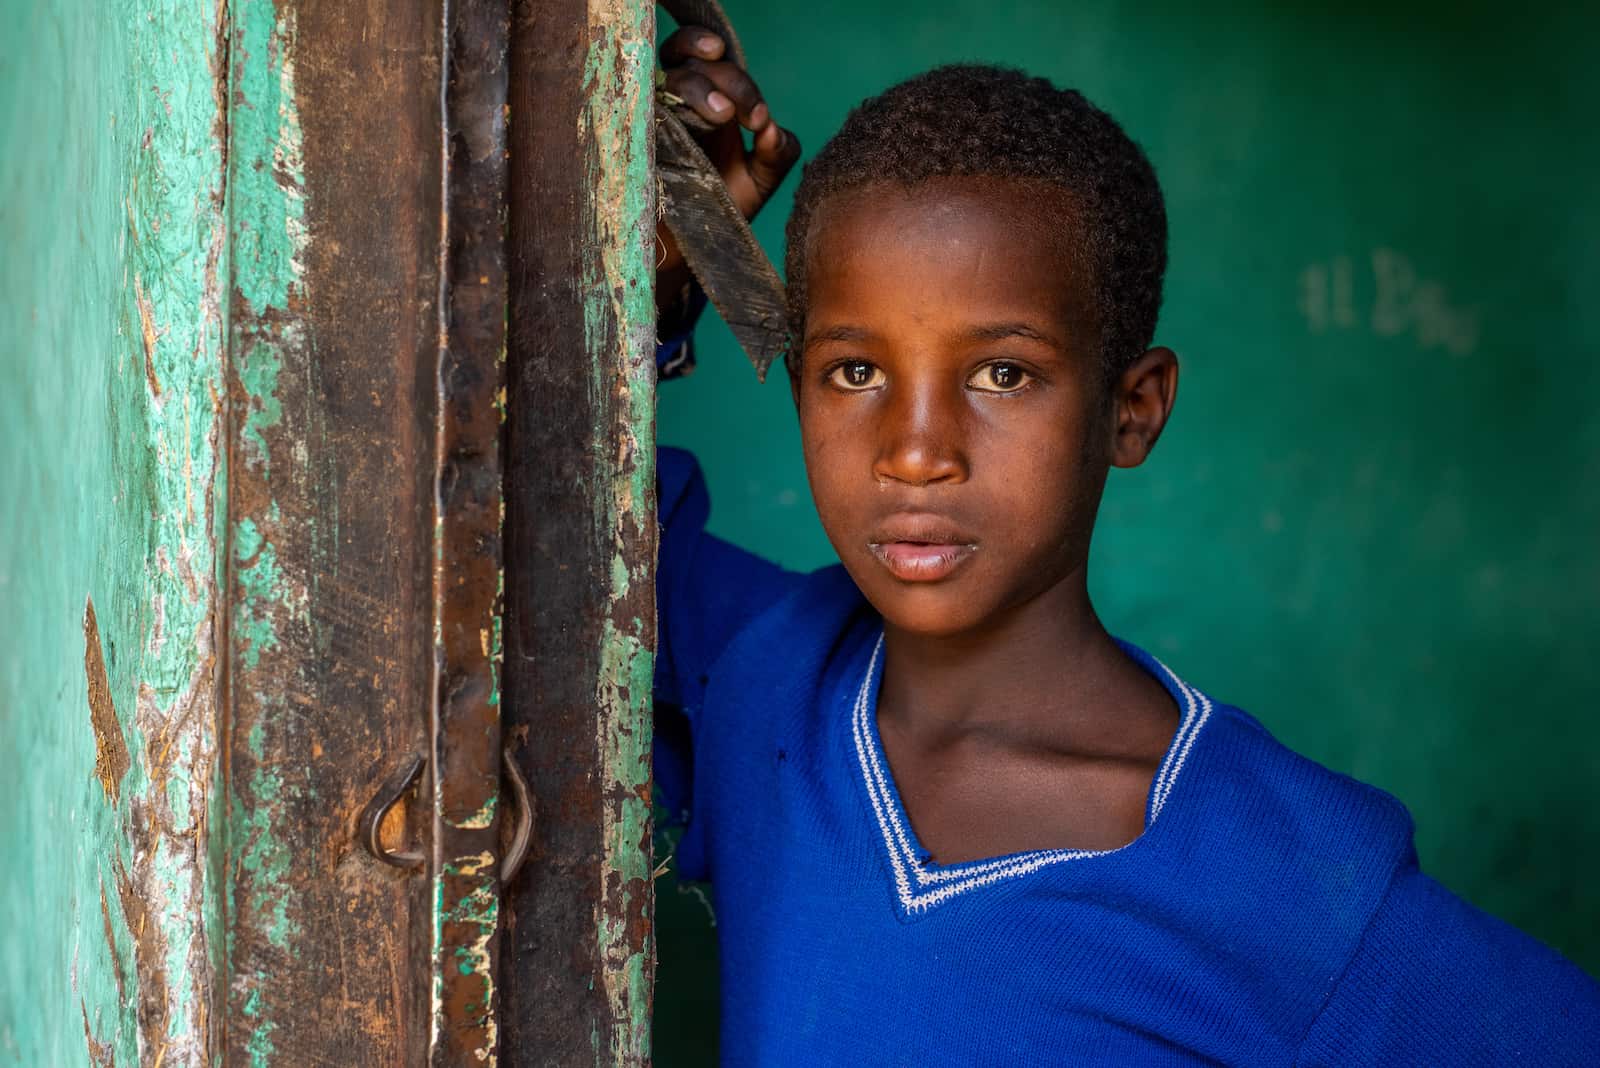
[654,24,800,315]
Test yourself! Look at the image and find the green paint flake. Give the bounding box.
[487,567,505,708]
[237,341,284,472]
[232,518,283,669]
[231,783,294,949]
[230,0,307,318]
[240,985,278,1068]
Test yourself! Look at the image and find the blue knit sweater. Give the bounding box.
[653,447,1600,1065]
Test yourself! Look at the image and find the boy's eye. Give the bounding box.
[967,362,1032,393]
[827,360,884,390]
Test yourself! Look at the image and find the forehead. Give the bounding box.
[802,177,1094,342]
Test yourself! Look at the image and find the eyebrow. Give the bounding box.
[964,322,1060,346]
[802,321,1060,350]
[802,324,876,350]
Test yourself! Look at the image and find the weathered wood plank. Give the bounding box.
[502,0,659,1061]
[223,1,441,1061]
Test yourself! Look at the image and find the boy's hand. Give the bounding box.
[656,26,800,310]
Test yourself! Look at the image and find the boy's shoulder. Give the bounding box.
[1187,697,1600,1062]
[1098,684,1425,1023]
[1174,694,1418,880]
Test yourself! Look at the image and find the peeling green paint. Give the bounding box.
[1,0,229,1063]
[225,1,309,1061]
[232,518,282,669]
[230,0,308,318]
[580,0,658,1057]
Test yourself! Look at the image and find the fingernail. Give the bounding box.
[697,35,720,55]
[750,102,769,128]
[707,91,732,112]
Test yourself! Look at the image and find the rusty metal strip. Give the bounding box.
[428,0,511,1063]
[502,0,659,1062]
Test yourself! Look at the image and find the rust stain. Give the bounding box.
[134,275,163,396]
[83,598,131,805]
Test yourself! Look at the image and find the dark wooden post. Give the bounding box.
[502,0,659,1062]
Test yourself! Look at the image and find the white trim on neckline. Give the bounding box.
[850,635,1214,915]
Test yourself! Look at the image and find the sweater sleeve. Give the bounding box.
[653,446,798,851]
[1296,861,1600,1066]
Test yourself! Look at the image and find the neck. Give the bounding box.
[877,567,1137,743]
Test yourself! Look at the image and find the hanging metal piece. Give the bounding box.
[357,746,533,885]
[357,753,427,870]
[500,746,534,885]
[656,0,789,380]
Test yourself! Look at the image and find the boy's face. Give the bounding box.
[793,177,1174,639]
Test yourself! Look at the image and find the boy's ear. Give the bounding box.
[1109,346,1178,469]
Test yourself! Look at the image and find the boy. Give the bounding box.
[652,26,1600,1065]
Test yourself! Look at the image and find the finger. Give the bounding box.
[662,69,739,127]
[748,122,802,197]
[681,57,768,132]
[659,25,725,66]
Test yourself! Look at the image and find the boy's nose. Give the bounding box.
[871,384,968,488]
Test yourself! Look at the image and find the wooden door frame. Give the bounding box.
[221,0,656,1063]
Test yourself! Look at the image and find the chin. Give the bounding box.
[882,609,984,640]
[852,571,995,639]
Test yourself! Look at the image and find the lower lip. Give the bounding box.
[868,542,977,582]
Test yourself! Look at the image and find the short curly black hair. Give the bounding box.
[784,64,1167,382]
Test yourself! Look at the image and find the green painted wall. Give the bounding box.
[656,1,1600,1060]
[0,0,227,1063]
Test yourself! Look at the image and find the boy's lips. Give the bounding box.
[867,514,978,582]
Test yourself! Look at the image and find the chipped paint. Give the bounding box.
[594,619,656,1060]
[432,862,501,1064]
[454,796,499,831]
[581,0,658,1058]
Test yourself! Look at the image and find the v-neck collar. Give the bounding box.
[848,633,1214,918]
